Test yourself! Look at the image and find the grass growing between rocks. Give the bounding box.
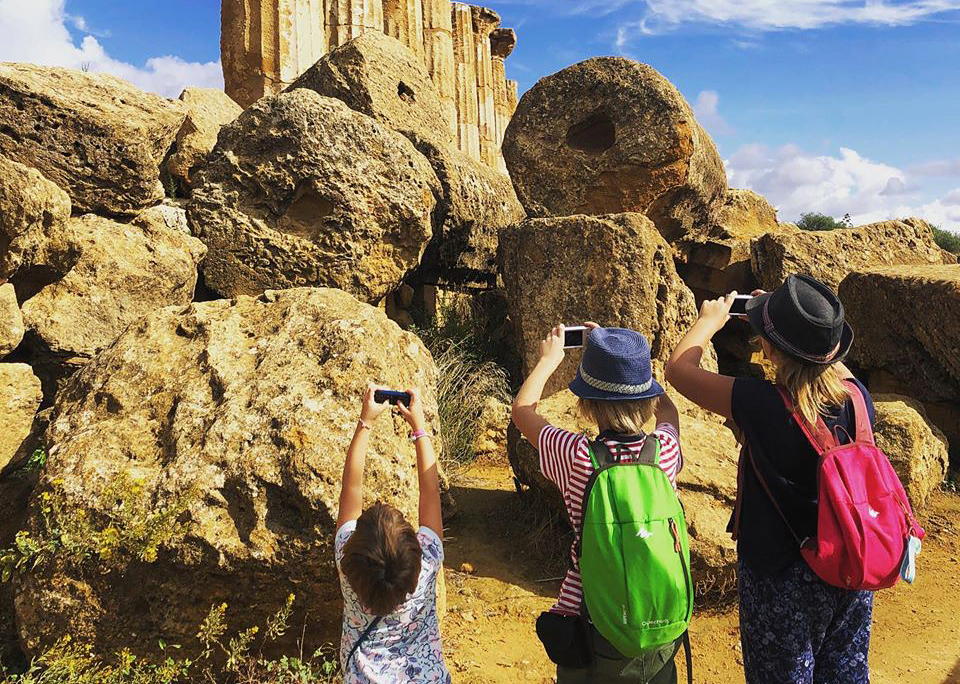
[1,595,342,684]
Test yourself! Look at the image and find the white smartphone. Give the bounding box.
[729,295,753,317]
[563,325,588,348]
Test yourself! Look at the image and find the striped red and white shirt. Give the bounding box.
[537,423,684,616]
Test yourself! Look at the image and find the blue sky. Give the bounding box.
[1,0,959,229]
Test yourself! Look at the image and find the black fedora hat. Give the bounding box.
[745,274,853,365]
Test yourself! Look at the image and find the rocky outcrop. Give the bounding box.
[499,213,716,397]
[0,156,72,285]
[15,287,444,659]
[874,394,949,511]
[132,202,191,236]
[166,88,243,192]
[752,218,944,292]
[0,364,42,472]
[507,391,738,583]
[0,284,24,357]
[287,31,454,150]
[0,64,185,216]
[0,467,39,664]
[187,89,438,301]
[502,58,727,241]
[677,189,788,299]
[17,215,205,398]
[840,265,960,445]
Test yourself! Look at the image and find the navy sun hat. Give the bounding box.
[568,327,665,401]
[745,274,854,365]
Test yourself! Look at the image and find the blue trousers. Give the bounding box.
[738,558,873,684]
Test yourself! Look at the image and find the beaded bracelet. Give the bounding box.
[409,429,430,443]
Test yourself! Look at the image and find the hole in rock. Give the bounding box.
[566,111,616,155]
[398,81,416,102]
[278,185,335,239]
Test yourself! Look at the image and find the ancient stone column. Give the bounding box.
[326,0,384,50]
[471,6,499,167]
[222,0,328,108]
[490,27,516,172]
[451,3,480,160]
[384,0,424,58]
[422,0,457,135]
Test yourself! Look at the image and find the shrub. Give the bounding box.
[796,212,852,231]
[932,225,960,254]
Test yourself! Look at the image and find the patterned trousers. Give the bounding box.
[738,558,873,684]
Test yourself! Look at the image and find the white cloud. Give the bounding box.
[0,0,222,98]
[726,143,960,231]
[692,90,734,136]
[910,157,960,177]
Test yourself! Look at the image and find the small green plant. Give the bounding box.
[24,449,47,471]
[0,473,196,582]
[932,224,960,254]
[796,212,853,231]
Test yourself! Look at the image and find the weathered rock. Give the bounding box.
[752,218,944,292]
[507,390,737,582]
[15,288,444,660]
[499,213,716,397]
[840,265,960,444]
[0,156,72,285]
[132,202,190,235]
[0,284,24,357]
[18,215,205,398]
[187,89,438,301]
[166,88,242,192]
[0,364,42,473]
[874,394,949,511]
[677,189,789,299]
[0,466,39,666]
[288,32,454,151]
[0,64,185,216]
[502,58,727,241]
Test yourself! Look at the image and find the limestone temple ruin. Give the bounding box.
[220,0,519,169]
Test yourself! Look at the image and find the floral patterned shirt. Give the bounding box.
[335,521,451,684]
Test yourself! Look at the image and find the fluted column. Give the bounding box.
[384,0,424,58]
[490,27,515,172]
[326,0,384,50]
[471,6,499,167]
[278,0,328,83]
[422,0,457,135]
[451,3,480,160]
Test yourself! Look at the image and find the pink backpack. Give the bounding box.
[738,380,924,590]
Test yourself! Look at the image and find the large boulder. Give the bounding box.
[507,391,738,584]
[499,213,716,397]
[502,58,727,241]
[752,218,944,292]
[17,215,205,398]
[0,156,72,285]
[840,265,960,445]
[0,466,39,666]
[0,284,24,357]
[0,64,185,216]
[288,32,454,152]
[165,88,242,192]
[873,394,949,511]
[15,288,445,660]
[187,90,438,301]
[0,364,42,472]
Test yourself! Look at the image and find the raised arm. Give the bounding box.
[654,391,681,437]
[336,386,390,529]
[664,294,737,421]
[397,388,442,539]
[511,324,568,445]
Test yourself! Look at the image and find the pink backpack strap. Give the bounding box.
[842,380,875,445]
[775,385,837,454]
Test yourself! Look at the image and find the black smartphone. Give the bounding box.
[374,389,411,406]
[564,326,587,348]
[730,295,752,317]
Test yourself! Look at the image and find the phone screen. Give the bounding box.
[730,296,751,317]
[564,327,585,348]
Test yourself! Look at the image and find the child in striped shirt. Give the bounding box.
[512,324,685,684]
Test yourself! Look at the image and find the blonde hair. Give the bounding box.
[770,349,850,427]
[578,397,659,434]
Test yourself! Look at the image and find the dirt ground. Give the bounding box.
[440,463,960,684]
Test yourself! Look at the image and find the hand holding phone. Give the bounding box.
[374,389,412,406]
[729,295,753,317]
[563,325,587,348]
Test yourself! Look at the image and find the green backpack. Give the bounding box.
[579,436,694,659]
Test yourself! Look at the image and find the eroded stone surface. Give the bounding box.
[166,88,242,191]
[0,283,24,358]
[0,364,42,473]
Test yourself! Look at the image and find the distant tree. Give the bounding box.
[797,212,852,231]
[932,224,960,254]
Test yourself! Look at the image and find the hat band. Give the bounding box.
[762,299,840,363]
[579,365,653,395]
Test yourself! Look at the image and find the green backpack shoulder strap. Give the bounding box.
[636,433,661,466]
[588,434,660,469]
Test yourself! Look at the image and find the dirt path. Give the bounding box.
[441,463,960,684]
